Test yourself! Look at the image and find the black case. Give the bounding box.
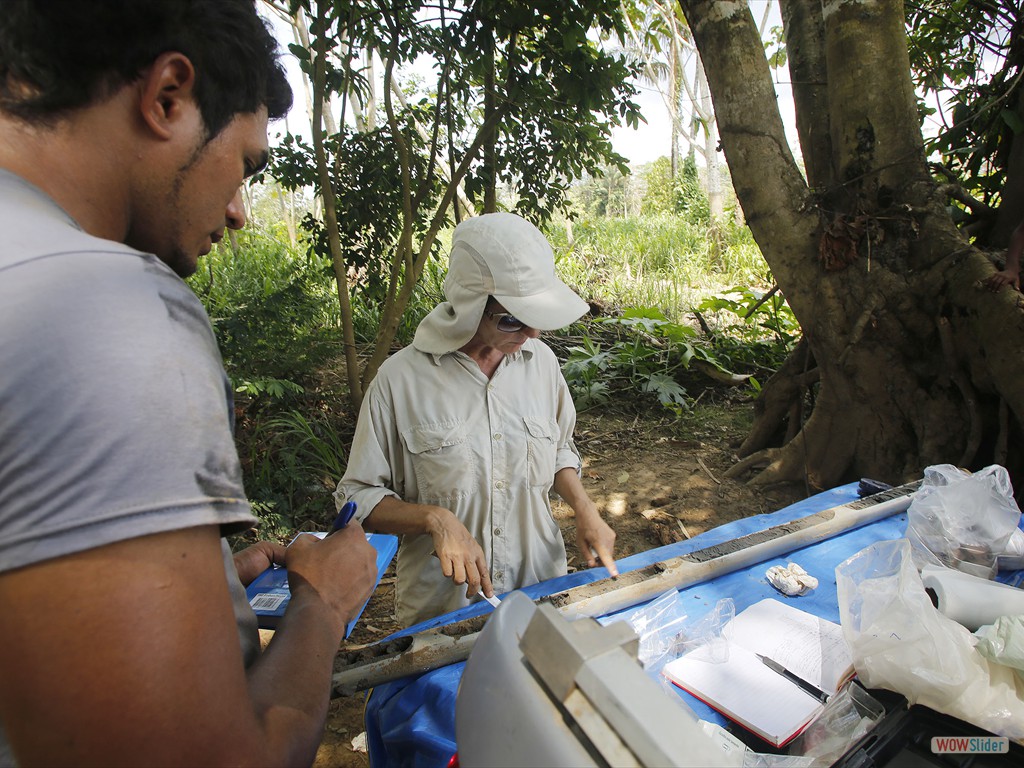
[832,689,1023,768]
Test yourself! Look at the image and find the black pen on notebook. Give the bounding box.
[756,654,830,704]
[330,501,357,534]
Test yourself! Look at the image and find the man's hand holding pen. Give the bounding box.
[286,502,377,629]
[330,501,358,533]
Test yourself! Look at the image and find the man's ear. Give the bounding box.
[138,52,198,140]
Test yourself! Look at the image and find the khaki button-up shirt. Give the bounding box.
[336,338,581,626]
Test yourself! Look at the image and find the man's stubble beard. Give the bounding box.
[154,133,211,279]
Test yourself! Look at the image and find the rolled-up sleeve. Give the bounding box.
[553,366,582,476]
[333,383,400,521]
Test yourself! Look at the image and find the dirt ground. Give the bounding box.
[309,406,808,767]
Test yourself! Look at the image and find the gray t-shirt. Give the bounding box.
[0,170,259,765]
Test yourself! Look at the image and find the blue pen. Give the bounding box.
[330,501,357,534]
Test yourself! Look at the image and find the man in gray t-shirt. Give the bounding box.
[0,3,378,765]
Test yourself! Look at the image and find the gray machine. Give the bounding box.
[455,592,730,767]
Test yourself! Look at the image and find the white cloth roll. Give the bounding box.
[921,564,1024,631]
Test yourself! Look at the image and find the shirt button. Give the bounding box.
[493,433,503,441]
[494,528,502,536]
[493,570,504,581]
[495,480,505,490]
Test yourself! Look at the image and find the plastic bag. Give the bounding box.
[906,464,1021,578]
[691,720,813,767]
[836,538,1024,739]
[694,683,881,768]
[786,681,884,766]
[677,597,735,663]
[622,591,737,680]
[624,588,691,674]
[975,616,1024,674]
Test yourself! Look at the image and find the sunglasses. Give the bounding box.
[484,309,526,333]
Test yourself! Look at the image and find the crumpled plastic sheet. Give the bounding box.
[836,538,1024,740]
[906,464,1021,577]
[975,616,1024,674]
[999,529,1024,571]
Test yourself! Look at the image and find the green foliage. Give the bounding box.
[632,153,713,223]
[563,309,698,414]
[571,164,638,218]
[240,406,353,535]
[276,123,444,294]
[695,286,801,375]
[675,152,710,225]
[467,0,645,219]
[764,25,787,69]
[906,0,1022,229]
[562,290,800,416]
[547,213,766,320]
[639,157,675,215]
[635,153,711,221]
[234,377,305,400]
[562,335,613,406]
[189,227,339,390]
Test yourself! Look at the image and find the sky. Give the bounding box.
[610,69,801,168]
[609,0,800,167]
[611,84,674,166]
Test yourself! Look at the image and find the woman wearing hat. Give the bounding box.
[335,213,618,627]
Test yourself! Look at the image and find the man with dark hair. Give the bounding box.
[0,2,378,765]
[0,0,292,139]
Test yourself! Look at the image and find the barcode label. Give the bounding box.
[250,593,288,612]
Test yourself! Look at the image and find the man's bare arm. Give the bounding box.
[0,523,377,767]
[985,220,1023,292]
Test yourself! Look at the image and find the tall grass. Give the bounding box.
[190,229,340,386]
[546,214,770,322]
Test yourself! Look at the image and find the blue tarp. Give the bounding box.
[362,483,1024,767]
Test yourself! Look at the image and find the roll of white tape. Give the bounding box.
[921,564,1024,631]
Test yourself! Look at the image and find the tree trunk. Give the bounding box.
[780,0,831,188]
[308,3,362,407]
[990,87,1024,246]
[680,0,1024,492]
[483,36,497,213]
[696,59,724,222]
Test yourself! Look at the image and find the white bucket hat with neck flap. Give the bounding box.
[413,212,589,355]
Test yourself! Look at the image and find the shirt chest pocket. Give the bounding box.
[401,421,477,502]
[524,417,559,489]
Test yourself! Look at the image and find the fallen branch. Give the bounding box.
[696,456,720,484]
